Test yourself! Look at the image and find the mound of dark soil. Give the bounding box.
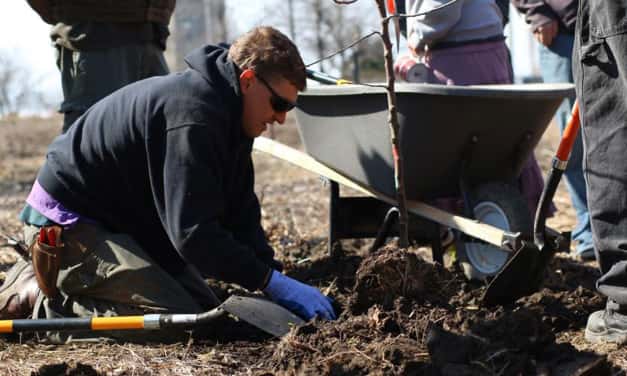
[349,246,459,314]
[271,307,429,375]
[266,248,619,376]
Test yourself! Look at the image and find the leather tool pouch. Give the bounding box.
[30,225,64,297]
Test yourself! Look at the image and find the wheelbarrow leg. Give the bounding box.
[329,180,340,256]
[369,207,444,264]
[370,207,399,253]
[430,226,444,265]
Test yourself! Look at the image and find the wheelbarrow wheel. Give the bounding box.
[457,182,532,281]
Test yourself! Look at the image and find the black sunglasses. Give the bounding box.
[256,74,297,113]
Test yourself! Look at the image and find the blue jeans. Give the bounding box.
[538,32,593,255]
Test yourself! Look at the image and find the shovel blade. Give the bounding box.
[221,295,305,337]
[482,241,555,306]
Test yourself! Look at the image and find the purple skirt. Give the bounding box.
[423,40,513,85]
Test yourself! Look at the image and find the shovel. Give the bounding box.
[0,295,304,338]
[306,69,351,85]
[483,102,580,306]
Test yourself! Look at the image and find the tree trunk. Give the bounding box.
[374,0,409,247]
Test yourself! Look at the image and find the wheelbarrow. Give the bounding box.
[296,84,573,279]
[287,81,573,286]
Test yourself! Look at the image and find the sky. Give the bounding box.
[1,1,62,109]
[1,1,539,115]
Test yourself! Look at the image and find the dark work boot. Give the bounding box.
[585,300,627,344]
[0,259,40,319]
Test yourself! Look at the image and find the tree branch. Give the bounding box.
[306,31,381,68]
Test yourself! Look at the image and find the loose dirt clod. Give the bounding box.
[350,246,458,314]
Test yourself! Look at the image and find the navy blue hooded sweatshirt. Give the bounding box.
[37,46,276,291]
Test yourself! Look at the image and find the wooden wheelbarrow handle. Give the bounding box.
[253,137,520,251]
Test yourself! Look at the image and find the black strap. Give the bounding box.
[430,35,506,51]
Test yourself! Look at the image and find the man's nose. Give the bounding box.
[274,111,287,124]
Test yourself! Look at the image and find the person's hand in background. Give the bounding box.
[534,20,559,47]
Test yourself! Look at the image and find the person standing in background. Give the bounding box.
[26,0,175,132]
[399,0,549,221]
[512,0,593,260]
[404,0,511,85]
[573,0,627,344]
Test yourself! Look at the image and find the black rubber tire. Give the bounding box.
[457,181,533,281]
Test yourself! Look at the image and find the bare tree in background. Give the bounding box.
[0,53,47,118]
[323,6,382,82]
[288,0,296,40]
[268,0,329,71]
[306,0,378,75]
[205,0,228,43]
[312,0,328,72]
[267,0,378,77]
[169,0,232,71]
[342,24,386,82]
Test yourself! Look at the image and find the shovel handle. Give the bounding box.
[533,101,580,247]
[306,69,352,85]
[0,308,225,334]
[555,101,580,163]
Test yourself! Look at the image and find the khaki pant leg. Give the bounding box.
[26,222,205,317]
[26,223,212,343]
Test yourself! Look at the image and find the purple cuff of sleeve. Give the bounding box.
[26,180,81,226]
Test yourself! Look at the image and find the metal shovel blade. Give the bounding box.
[483,103,579,306]
[221,295,305,337]
[483,171,565,306]
[482,241,545,306]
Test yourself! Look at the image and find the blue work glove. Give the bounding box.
[263,270,337,321]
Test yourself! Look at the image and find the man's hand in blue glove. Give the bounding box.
[263,270,336,321]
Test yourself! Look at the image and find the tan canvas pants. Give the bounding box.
[24,222,218,342]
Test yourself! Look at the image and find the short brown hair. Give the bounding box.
[229,26,306,91]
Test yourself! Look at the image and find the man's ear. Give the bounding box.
[239,69,255,94]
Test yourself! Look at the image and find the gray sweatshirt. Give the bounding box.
[406,0,505,52]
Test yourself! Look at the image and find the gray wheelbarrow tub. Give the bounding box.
[294,83,574,200]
